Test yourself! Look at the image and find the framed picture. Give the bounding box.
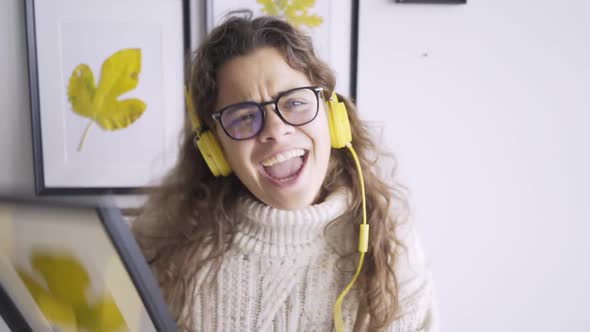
[205,0,359,101]
[0,195,176,331]
[25,0,192,195]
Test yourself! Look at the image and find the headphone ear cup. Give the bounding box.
[327,94,352,149]
[197,131,232,177]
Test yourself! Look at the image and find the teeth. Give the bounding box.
[261,149,305,167]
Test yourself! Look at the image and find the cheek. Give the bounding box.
[215,130,233,158]
[304,113,332,168]
[315,109,332,150]
[215,131,251,172]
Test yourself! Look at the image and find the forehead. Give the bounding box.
[215,47,312,107]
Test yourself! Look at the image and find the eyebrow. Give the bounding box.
[245,89,283,103]
[217,86,298,111]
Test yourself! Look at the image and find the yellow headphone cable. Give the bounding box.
[333,143,368,332]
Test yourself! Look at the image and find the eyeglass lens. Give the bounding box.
[220,87,318,140]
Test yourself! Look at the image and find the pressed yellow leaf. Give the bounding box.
[36,293,78,329]
[19,250,125,331]
[18,269,78,329]
[67,48,147,150]
[95,98,146,130]
[257,0,323,29]
[68,64,96,117]
[93,48,146,131]
[98,48,142,99]
[76,294,127,332]
[276,0,288,10]
[17,269,47,301]
[298,14,323,28]
[299,0,317,9]
[31,251,90,307]
[291,4,304,11]
[257,0,279,15]
[284,6,298,21]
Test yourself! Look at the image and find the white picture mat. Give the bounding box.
[0,254,52,332]
[0,203,156,332]
[206,0,353,96]
[34,0,185,188]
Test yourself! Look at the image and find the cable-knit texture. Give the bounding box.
[191,189,438,331]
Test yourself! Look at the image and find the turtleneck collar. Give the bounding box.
[233,188,351,257]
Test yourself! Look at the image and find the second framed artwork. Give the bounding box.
[0,196,176,331]
[205,0,359,101]
[25,0,192,195]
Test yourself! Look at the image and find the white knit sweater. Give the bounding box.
[189,189,437,331]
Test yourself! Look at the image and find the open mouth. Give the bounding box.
[260,149,309,186]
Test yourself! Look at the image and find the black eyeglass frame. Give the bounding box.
[211,86,324,141]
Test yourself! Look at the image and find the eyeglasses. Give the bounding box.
[211,86,323,140]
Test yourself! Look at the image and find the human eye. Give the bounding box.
[236,113,256,124]
[224,106,259,128]
[279,88,317,113]
[286,99,306,107]
[281,98,309,112]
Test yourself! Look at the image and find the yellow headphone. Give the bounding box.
[184,87,232,177]
[185,88,368,332]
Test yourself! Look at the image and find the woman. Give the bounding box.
[133,12,436,332]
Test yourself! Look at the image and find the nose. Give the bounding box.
[257,105,294,143]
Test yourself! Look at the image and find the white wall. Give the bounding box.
[358,1,590,331]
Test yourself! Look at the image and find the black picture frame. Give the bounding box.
[0,194,177,331]
[0,285,33,332]
[350,0,360,102]
[24,0,191,195]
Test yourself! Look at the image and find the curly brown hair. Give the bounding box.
[133,11,407,331]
